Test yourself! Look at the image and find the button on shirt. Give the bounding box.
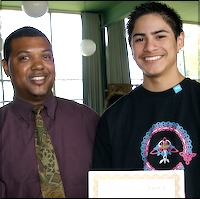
[0,93,100,198]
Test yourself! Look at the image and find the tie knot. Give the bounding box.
[32,105,44,115]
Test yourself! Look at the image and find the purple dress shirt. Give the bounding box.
[0,93,100,198]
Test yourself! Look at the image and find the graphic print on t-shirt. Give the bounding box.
[140,121,197,170]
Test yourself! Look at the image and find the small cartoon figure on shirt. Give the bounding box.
[150,137,179,164]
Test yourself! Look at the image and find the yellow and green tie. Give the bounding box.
[32,105,66,198]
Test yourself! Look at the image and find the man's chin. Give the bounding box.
[28,88,52,100]
[30,92,49,99]
[33,94,46,98]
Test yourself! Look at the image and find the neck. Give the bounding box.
[142,72,185,92]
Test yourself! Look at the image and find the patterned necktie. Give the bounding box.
[32,105,66,198]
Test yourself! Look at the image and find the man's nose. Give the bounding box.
[31,58,44,70]
[143,38,158,52]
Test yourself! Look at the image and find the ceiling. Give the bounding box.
[1,1,199,26]
[1,1,120,13]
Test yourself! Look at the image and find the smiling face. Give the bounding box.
[2,36,55,105]
[130,13,184,80]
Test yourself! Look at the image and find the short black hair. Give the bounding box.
[126,1,183,46]
[3,26,51,62]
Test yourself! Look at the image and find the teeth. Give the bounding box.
[145,56,161,61]
[31,76,45,80]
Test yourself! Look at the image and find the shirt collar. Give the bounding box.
[12,93,57,122]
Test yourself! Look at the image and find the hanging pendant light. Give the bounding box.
[80,1,96,57]
[21,1,48,18]
[80,39,96,56]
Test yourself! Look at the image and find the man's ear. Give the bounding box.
[177,32,184,53]
[2,59,10,77]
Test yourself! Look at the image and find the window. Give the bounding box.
[124,18,200,85]
[0,9,83,107]
[181,23,200,81]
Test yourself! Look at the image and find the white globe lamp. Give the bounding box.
[80,39,96,56]
[22,1,48,18]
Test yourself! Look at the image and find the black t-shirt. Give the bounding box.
[92,78,200,198]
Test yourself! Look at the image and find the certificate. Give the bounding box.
[88,170,185,198]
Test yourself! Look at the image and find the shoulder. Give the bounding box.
[0,102,12,114]
[184,78,200,87]
[0,103,13,128]
[55,97,100,119]
[183,78,200,93]
[102,87,142,116]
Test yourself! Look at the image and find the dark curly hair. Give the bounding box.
[126,1,183,46]
[3,26,51,62]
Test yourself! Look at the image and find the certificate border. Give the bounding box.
[88,170,184,198]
